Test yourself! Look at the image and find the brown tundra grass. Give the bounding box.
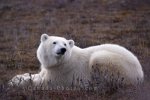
[0,0,150,100]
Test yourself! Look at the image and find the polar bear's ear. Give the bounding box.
[41,34,49,42]
[68,40,74,48]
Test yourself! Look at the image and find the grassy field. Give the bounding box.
[0,0,150,99]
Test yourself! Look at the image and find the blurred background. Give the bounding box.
[0,0,150,99]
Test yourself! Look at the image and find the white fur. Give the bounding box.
[9,34,144,88]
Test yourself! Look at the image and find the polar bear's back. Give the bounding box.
[86,44,136,59]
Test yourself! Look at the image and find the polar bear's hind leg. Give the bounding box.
[89,50,143,87]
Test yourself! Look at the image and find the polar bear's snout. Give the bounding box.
[56,48,66,55]
[60,48,66,54]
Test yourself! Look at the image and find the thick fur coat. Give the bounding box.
[9,34,144,89]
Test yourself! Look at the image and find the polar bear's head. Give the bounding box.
[37,34,74,69]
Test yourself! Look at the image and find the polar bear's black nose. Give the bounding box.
[60,48,66,54]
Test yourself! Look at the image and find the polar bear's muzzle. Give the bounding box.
[56,48,66,55]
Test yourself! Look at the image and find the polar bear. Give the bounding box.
[9,34,144,89]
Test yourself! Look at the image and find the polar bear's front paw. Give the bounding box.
[9,73,33,87]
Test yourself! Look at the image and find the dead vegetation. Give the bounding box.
[0,0,150,99]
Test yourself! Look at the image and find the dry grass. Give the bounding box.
[0,0,150,99]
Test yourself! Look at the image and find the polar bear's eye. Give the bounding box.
[64,43,66,46]
[53,42,57,44]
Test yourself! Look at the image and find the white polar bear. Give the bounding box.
[9,34,144,89]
